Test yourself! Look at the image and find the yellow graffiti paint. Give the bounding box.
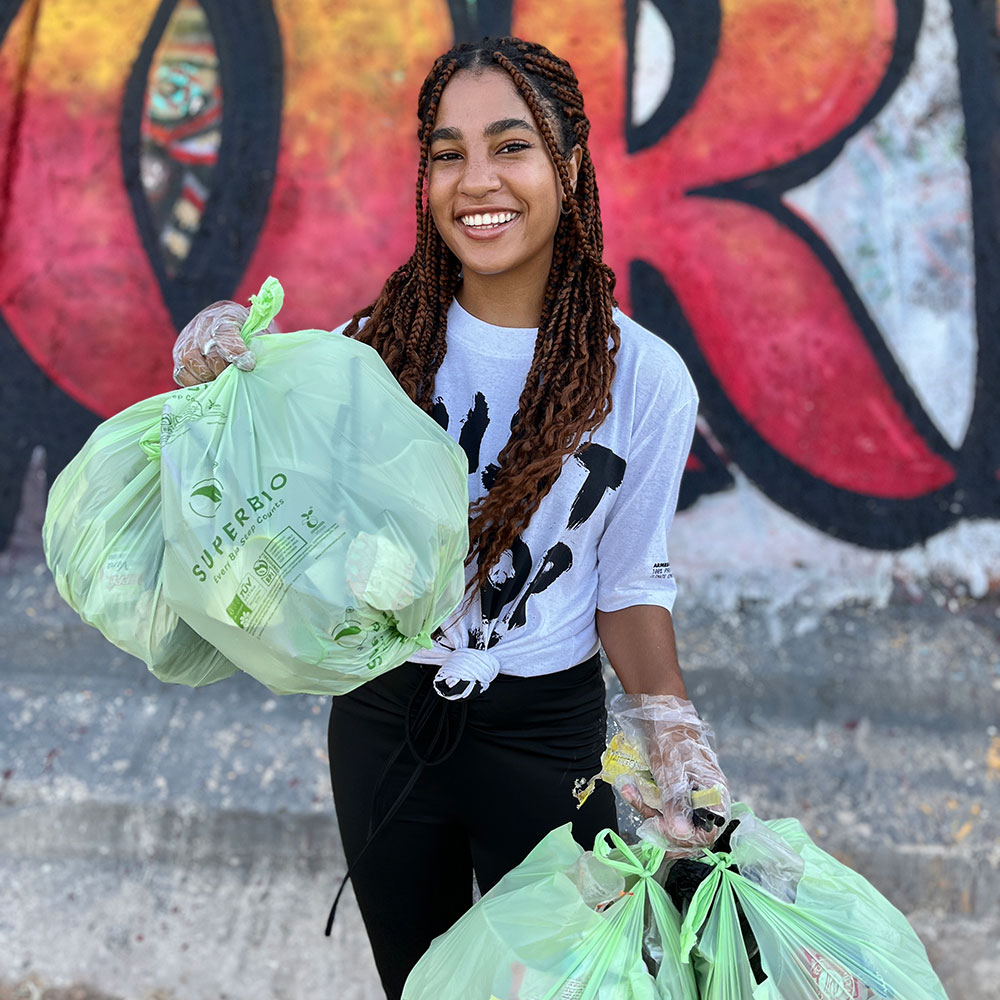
[10,0,160,97]
[273,0,450,163]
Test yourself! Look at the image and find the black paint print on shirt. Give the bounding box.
[481,462,500,490]
[567,443,627,529]
[431,398,449,431]
[499,541,573,637]
[459,392,490,473]
[480,534,532,623]
[473,539,574,649]
[440,391,627,650]
[482,409,520,490]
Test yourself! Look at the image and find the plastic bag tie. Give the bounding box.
[678,848,740,961]
[432,647,501,700]
[592,828,666,879]
[700,848,735,870]
[138,426,161,462]
[238,275,284,347]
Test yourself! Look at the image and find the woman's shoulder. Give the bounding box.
[611,309,697,409]
[331,315,367,336]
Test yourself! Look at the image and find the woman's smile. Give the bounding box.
[456,209,521,236]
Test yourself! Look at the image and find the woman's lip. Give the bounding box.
[456,214,520,240]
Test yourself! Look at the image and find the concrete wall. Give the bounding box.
[1,0,998,602]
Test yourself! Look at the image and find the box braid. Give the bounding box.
[346,37,620,602]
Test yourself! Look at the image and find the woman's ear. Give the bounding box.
[565,144,583,195]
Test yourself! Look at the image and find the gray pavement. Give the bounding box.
[2,475,999,999]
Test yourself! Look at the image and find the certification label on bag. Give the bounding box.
[800,947,879,999]
[224,519,345,635]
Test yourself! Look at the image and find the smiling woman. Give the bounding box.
[170,35,730,1000]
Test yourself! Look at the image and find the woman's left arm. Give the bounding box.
[597,603,731,852]
[593,330,729,848]
[595,603,685,696]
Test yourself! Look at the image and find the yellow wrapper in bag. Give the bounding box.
[574,732,725,814]
[573,731,659,808]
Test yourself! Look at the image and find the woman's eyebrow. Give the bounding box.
[429,118,538,145]
[429,125,463,144]
[484,117,536,137]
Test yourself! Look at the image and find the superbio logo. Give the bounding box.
[190,473,288,581]
[189,478,225,517]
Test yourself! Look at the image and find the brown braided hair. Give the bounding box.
[345,37,620,601]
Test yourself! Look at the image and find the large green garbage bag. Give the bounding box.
[402,825,699,1000]
[41,393,237,686]
[676,803,949,999]
[158,277,470,696]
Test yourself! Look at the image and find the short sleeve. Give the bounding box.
[596,374,698,614]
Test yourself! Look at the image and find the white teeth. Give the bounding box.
[460,211,517,229]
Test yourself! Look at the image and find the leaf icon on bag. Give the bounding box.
[188,478,224,516]
[332,622,364,647]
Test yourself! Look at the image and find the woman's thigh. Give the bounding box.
[328,669,475,999]
[449,656,619,893]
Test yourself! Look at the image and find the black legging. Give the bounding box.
[327,654,619,1000]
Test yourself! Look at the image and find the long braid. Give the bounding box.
[349,37,621,601]
[346,57,461,410]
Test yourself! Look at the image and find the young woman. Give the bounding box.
[172,36,730,1000]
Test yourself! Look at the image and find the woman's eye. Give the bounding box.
[499,141,531,154]
[431,151,461,162]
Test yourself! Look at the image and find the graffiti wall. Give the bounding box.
[1,0,997,599]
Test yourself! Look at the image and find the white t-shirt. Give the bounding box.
[336,298,697,679]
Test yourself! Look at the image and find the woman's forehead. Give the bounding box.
[433,68,536,132]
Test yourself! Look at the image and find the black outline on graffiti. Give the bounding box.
[446,0,512,42]
[625,0,722,155]
[629,0,1000,547]
[0,0,100,546]
[949,0,1000,484]
[121,0,284,330]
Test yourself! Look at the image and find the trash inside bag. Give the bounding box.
[403,825,699,1000]
[575,704,729,853]
[158,277,470,695]
[42,392,237,687]
[674,803,950,1000]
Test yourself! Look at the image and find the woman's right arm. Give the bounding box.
[171,300,260,387]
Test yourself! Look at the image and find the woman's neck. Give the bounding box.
[455,269,547,328]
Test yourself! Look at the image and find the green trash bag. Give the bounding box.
[676,803,950,1000]
[41,392,237,687]
[402,825,699,1000]
[158,277,470,696]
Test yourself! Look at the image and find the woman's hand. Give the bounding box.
[172,300,266,387]
[611,693,732,855]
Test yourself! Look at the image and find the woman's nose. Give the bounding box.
[458,153,501,196]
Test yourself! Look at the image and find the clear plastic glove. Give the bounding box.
[171,300,277,387]
[610,693,731,856]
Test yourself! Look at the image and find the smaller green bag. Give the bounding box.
[678,804,950,1000]
[41,392,237,687]
[403,825,699,1000]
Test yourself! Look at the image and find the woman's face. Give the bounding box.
[427,68,580,292]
